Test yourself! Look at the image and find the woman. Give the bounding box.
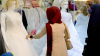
[82,4,100,56]
[26,6,70,56]
[75,5,89,45]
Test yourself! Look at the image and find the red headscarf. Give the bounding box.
[46,6,62,56]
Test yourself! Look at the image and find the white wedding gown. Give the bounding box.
[24,8,47,56]
[61,11,84,56]
[23,7,45,35]
[75,13,89,45]
[31,12,48,56]
[1,12,38,56]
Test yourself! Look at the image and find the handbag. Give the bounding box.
[63,22,73,50]
[65,40,73,50]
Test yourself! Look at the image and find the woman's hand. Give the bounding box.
[26,35,33,41]
[26,35,30,39]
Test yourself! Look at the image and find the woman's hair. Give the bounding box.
[80,5,88,16]
[6,0,18,11]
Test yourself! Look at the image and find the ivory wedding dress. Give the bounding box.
[31,12,48,56]
[1,12,38,56]
[75,13,89,45]
[23,7,45,35]
[61,11,84,56]
[23,8,47,56]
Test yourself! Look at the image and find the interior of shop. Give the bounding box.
[0,0,100,56]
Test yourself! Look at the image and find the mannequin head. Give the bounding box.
[80,5,88,16]
[31,0,39,7]
[24,0,32,8]
[6,0,18,11]
[61,0,68,9]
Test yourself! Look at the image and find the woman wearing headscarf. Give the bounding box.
[82,4,100,56]
[26,6,70,56]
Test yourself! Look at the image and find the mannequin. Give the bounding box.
[61,0,84,56]
[24,0,32,8]
[68,1,77,24]
[1,0,38,56]
[75,5,89,45]
[38,0,44,7]
[53,0,62,8]
[31,0,39,7]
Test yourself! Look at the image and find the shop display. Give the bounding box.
[20,0,48,56]
[60,0,83,56]
[0,0,38,56]
[1,0,99,56]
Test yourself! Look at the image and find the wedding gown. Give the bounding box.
[24,8,47,56]
[61,11,84,56]
[31,12,48,56]
[23,7,45,35]
[1,12,38,56]
[75,13,89,45]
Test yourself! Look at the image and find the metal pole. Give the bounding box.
[21,0,22,15]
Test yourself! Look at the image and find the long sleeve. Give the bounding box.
[1,13,9,48]
[20,14,28,36]
[63,22,70,40]
[34,26,47,39]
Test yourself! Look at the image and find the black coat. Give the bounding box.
[18,10,28,30]
[83,4,100,56]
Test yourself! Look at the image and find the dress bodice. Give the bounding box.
[61,11,73,26]
[75,13,89,33]
[5,12,22,32]
[76,13,89,26]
